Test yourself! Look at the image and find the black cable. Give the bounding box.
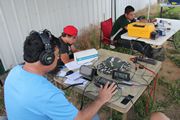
[129,98,135,112]
[117,82,133,86]
[140,63,155,85]
[80,81,92,110]
[142,76,149,84]
[79,80,123,107]
[129,61,153,80]
[78,61,99,110]
[63,55,100,110]
[117,62,150,87]
[130,69,136,80]
[132,83,148,87]
[130,59,151,84]
[139,67,148,84]
[62,83,84,90]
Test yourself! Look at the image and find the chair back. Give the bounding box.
[100,18,113,45]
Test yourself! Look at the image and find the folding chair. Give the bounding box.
[100,18,113,48]
[100,18,135,54]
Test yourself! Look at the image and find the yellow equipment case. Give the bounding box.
[127,22,155,39]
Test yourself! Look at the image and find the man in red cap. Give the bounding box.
[58,25,79,64]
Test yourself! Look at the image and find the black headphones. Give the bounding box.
[39,30,55,65]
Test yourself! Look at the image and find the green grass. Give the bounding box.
[102,44,132,55]
[134,95,150,120]
[164,7,180,13]
[161,7,180,19]
[167,80,180,104]
[154,78,180,108]
[168,54,180,67]
[133,77,180,119]
[111,110,122,120]
[167,31,180,67]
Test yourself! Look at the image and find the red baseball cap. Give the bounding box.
[63,25,78,37]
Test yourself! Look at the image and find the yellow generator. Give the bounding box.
[127,22,155,39]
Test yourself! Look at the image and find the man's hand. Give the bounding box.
[97,82,117,104]
[75,82,117,120]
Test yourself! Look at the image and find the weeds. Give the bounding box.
[133,77,180,119]
[168,80,180,104]
[76,25,100,50]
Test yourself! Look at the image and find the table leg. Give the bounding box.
[172,35,177,49]
[122,113,128,120]
[167,35,177,49]
[160,7,163,18]
[130,40,134,55]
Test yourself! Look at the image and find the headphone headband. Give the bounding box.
[39,30,52,52]
[38,29,55,65]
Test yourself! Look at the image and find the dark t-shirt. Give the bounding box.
[49,37,73,75]
[111,14,136,40]
[49,37,74,75]
[58,37,74,61]
[59,37,72,55]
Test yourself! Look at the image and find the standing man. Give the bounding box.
[4,29,117,120]
[59,25,79,64]
[111,5,153,58]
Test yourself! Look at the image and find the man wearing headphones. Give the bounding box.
[59,25,79,64]
[4,30,117,120]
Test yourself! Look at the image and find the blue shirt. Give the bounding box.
[4,65,78,120]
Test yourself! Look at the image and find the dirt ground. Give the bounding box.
[159,58,180,80]
[157,59,180,119]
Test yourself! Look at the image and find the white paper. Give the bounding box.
[66,71,81,80]
[65,61,81,70]
[56,70,66,77]
[64,78,88,87]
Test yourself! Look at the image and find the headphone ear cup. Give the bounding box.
[39,51,55,65]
